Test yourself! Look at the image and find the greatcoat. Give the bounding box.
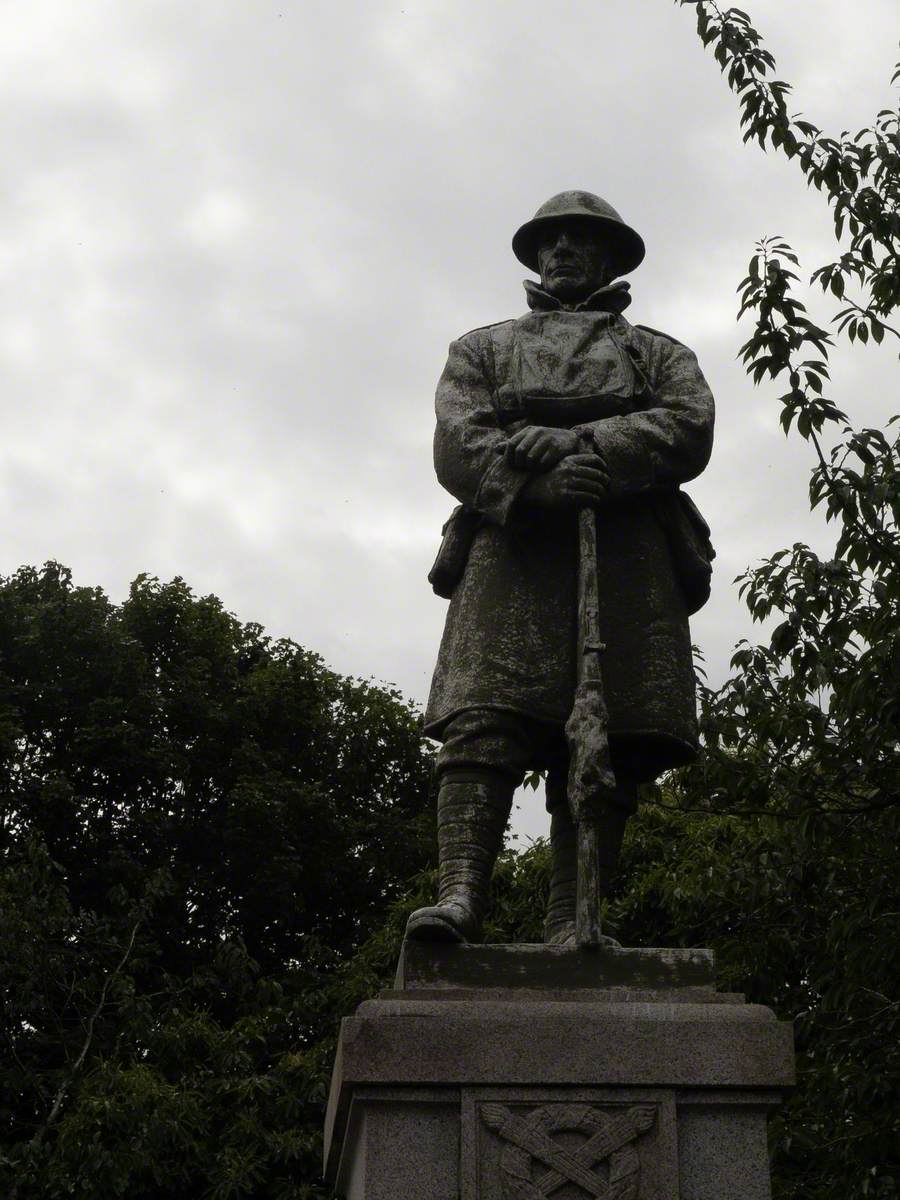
[423,281,716,783]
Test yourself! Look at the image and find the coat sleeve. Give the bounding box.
[433,332,531,525]
[575,337,715,500]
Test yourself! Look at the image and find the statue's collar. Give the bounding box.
[523,278,632,315]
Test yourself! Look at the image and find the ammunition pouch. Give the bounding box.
[428,505,482,598]
[652,489,715,615]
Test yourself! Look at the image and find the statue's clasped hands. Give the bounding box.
[505,425,610,510]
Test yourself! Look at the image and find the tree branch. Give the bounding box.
[9,916,142,1200]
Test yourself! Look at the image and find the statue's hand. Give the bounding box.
[505,426,582,471]
[520,453,609,509]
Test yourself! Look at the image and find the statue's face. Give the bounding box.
[536,221,614,302]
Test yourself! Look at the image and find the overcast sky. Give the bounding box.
[1,1,897,838]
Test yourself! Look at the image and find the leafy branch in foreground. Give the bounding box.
[668,9,899,1196]
[669,4,900,826]
[667,7,897,1190]
[678,3,900,340]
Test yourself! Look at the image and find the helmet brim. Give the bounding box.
[512,213,646,277]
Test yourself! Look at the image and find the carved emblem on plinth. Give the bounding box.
[480,1102,656,1200]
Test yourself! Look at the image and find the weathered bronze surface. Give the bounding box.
[406,192,715,947]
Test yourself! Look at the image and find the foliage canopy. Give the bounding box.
[0,564,434,1198]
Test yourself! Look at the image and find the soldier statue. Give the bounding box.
[406,191,715,946]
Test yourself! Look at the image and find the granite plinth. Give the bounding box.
[324,943,794,1199]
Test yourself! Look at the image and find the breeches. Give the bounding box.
[436,707,638,814]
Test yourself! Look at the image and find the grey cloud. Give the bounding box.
[1,0,896,844]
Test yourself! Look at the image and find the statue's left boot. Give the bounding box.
[543,790,580,946]
[543,771,633,946]
[405,771,512,943]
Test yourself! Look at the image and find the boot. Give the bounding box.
[405,770,512,943]
[543,770,634,946]
[543,772,578,945]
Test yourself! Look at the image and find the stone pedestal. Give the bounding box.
[324,942,794,1199]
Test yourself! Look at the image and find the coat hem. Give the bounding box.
[424,700,566,741]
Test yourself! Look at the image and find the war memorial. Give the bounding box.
[323,192,795,1199]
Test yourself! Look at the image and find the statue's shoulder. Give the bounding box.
[450,320,518,379]
[455,317,516,346]
[631,323,690,351]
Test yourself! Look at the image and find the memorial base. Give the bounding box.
[324,942,794,1199]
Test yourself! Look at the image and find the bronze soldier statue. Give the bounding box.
[406,191,715,946]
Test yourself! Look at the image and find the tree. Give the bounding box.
[659,6,900,1196]
[0,563,434,1199]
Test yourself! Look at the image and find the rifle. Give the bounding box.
[564,505,618,946]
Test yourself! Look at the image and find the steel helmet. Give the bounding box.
[512,190,646,277]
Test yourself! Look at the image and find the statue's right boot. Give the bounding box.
[405,771,512,944]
